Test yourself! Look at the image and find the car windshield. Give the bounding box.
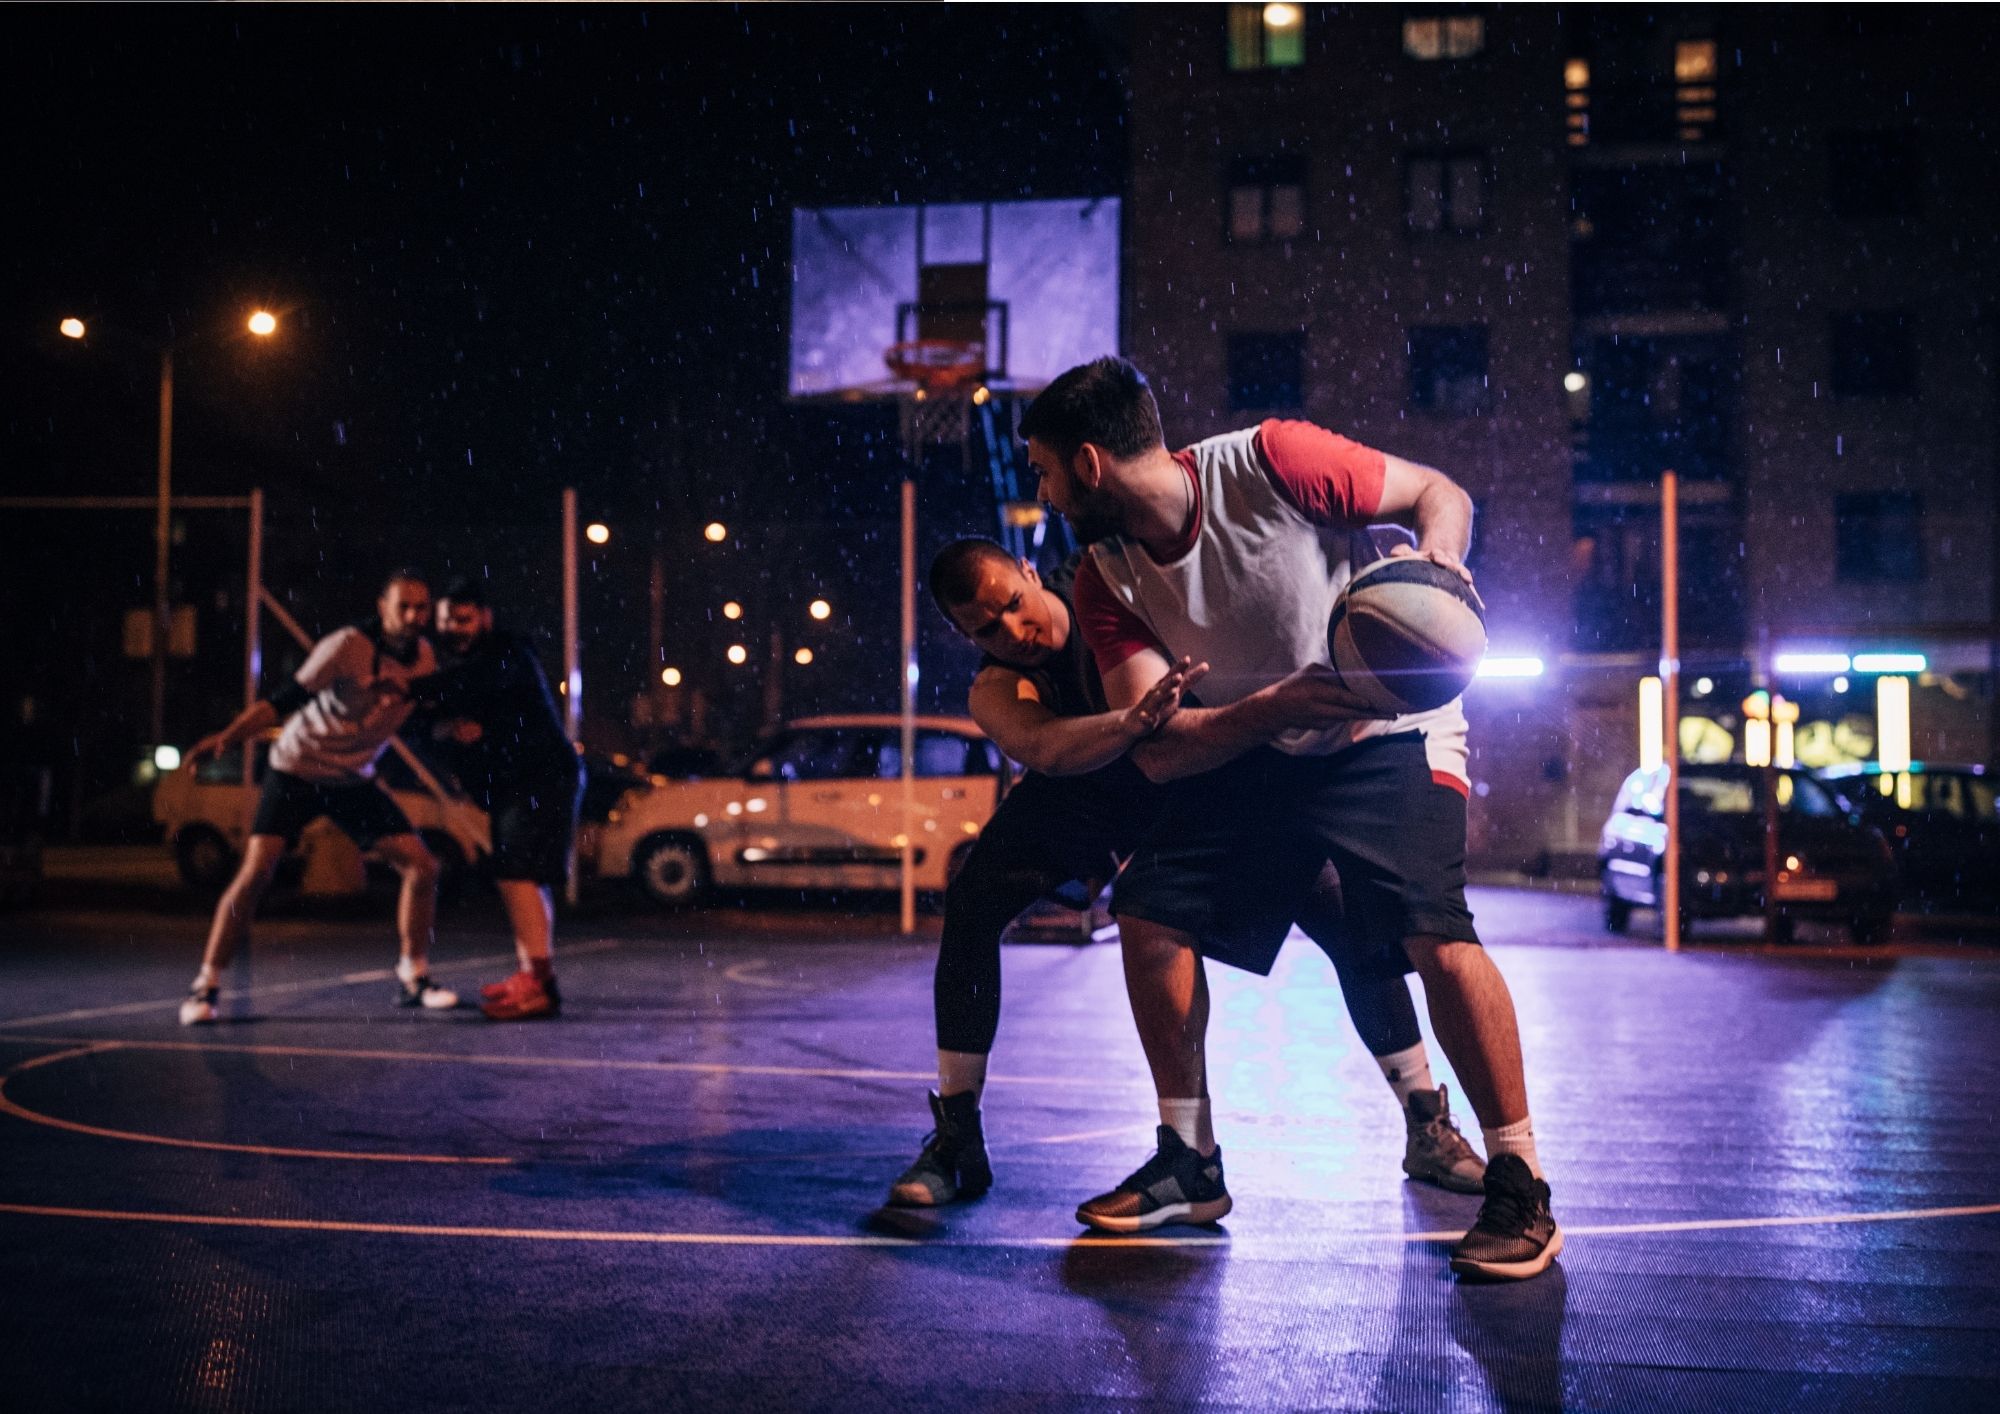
[1671,772,1838,817]
[1854,771,1999,820]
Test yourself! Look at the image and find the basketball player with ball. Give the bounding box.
[1022,355,1559,1280]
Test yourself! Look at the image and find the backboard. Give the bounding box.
[788,197,1121,401]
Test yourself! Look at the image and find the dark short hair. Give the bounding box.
[928,538,1017,615]
[439,576,488,608]
[380,568,429,596]
[1017,355,1165,461]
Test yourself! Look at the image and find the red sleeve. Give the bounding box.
[1254,418,1386,526]
[1073,554,1172,679]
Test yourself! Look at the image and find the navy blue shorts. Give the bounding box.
[487,772,583,886]
[1111,732,1478,976]
[250,769,415,850]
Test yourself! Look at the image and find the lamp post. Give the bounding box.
[62,310,280,749]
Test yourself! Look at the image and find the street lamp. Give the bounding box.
[585,522,611,545]
[808,598,832,621]
[793,647,814,666]
[60,307,282,750]
[722,600,743,620]
[726,644,748,665]
[703,521,728,543]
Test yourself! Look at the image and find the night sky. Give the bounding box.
[3,5,1128,790]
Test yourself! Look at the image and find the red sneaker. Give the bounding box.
[480,970,560,1021]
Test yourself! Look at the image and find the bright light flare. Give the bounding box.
[1773,652,1850,675]
[153,745,182,772]
[1562,371,1587,393]
[1475,656,1544,679]
[808,599,832,621]
[726,644,748,666]
[1853,652,1925,674]
[661,667,682,687]
[584,522,611,545]
[794,647,814,666]
[59,317,86,340]
[1263,2,1301,28]
[1639,676,1663,772]
[1877,676,1912,773]
[703,522,728,543]
[247,310,278,337]
[722,601,743,620]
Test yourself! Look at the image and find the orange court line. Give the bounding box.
[0,1200,1995,1251]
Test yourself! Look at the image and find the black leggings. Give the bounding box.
[935,774,1421,1059]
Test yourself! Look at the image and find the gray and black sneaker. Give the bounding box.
[1076,1124,1231,1233]
[178,984,219,1027]
[393,971,459,1011]
[1449,1153,1562,1280]
[886,1090,992,1208]
[1403,1085,1486,1193]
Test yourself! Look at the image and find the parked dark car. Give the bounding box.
[1819,762,2000,915]
[1598,763,1899,943]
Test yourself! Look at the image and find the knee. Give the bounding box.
[401,850,441,886]
[1406,934,1480,982]
[1119,917,1195,974]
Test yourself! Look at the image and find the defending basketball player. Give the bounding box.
[177,571,457,1024]
[1023,356,1560,1280]
[886,541,1488,1210]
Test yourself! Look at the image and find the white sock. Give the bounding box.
[1482,1117,1542,1179]
[1374,1041,1435,1108]
[396,957,429,985]
[937,1049,988,1100]
[192,965,219,993]
[1159,1097,1216,1155]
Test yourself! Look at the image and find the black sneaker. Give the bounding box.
[1075,1124,1231,1233]
[394,972,460,1011]
[886,1090,992,1208]
[178,984,219,1027]
[1449,1153,1562,1280]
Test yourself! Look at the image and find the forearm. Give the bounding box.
[1411,479,1474,559]
[1130,689,1283,782]
[1008,710,1147,778]
[211,700,280,748]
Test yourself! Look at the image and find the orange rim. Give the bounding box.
[884,339,985,391]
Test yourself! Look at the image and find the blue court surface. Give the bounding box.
[2,885,1996,1412]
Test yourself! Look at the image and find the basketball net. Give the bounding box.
[888,338,984,461]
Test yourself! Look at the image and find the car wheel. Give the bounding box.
[174,825,237,891]
[1602,886,1632,935]
[1850,909,1895,946]
[637,834,710,907]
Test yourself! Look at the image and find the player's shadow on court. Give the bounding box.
[1059,1234,1232,1404]
[1381,1185,1569,1412]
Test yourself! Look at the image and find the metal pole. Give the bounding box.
[1661,470,1681,953]
[1757,634,1781,943]
[562,488,582,907]
[244,488,264,787]
[152,349,174,749]
[899,476,917,935]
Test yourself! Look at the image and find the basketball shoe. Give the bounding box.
[887,1090,991,1207]
[1402,1085,1486,1193]
[1449,1153,1562,1280]
[1075,1125,1231,1233]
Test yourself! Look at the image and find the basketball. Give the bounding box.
[1327,556,1487,714]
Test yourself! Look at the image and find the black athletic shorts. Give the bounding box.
[250,768,415,850]
[487,770,583,886]
[956,766,1164,904]
[1111,731,1479,977]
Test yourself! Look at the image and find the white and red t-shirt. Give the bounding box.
[1073,419,1470,791]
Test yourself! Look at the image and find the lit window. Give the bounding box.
[1226,155,1308,243]
[1674,39,1717,83]
[1405,152,1485,234]
[1673,38,1719,140]
[1404,15,1485,61]
[1227,2,1305,71]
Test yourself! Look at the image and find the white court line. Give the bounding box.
[0,938,626,1029]
[0,1200,1994,1252]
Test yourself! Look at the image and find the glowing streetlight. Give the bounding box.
[726,644,748,665]
[794,647,815,666]
[1263,2,1301,28]
[661,666,682,687]
[703,521,728,543]
[1563,371,1588,394]
[59,317,86,340]
[585,522,611,545]
[722,600,743,620]
[808,598,831,621]
[247,310,278,337]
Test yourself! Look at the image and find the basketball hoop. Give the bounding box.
[884,338,986,393]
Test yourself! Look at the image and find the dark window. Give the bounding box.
[1227,2,1305,71]
[1403,16,1485,60]
[1227,332,1306,411]
[1831,311,1916,399]
[1835,492,1923,583]
[1829,131,1923,218]
[876,731,998,779]
[752,729,870,781]
[1408,326,1489,414]
[1405,151,1485,233]
[1228,155,1307,243]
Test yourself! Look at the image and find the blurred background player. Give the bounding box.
[886,539,1484,1209]
[178,571,454,1023]
[408,577,582,1021]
